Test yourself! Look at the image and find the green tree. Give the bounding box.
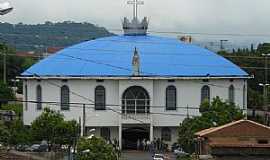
[0,120,10,145]
[1,103,23,119]
[55,120,80,151]
[178,97,244,153]
[9,120,32,145]
[0,81,15,104]
[31,108,79,150]
[77,136,117,160]
[31,108,64,149]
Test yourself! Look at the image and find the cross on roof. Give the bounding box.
[127,0,144,19]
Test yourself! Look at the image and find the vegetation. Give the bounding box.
[178,97,244,153]
[0,21,114,51]
[0,43,36,94]
[0,81,15,103]
[31,108,79,151]
[77,136,117,160]
[219,43,270,111]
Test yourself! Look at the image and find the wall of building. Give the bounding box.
[23,78,247,127]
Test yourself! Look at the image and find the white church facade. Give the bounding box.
[20,1,249,149]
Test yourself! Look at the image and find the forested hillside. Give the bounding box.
[0,21,114,51]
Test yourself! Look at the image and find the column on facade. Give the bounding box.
[150,115,153,142]
[118,115,122,150]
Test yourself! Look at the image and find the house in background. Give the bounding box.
[195,120,270,159]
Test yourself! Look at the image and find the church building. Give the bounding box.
[20,1,249,149]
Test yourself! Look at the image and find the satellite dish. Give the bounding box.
[0,2,13,15]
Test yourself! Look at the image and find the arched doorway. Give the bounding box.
[122,86,150,114]
[122,127,149,150]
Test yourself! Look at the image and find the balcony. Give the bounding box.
[121,99,151,124]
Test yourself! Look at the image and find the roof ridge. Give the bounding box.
[195,119,270,137]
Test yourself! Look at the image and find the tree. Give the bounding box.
[178,97,244,153]
[77,136,117,160]
[0,120,10,145]
[1,103,23,120]
[0,81,15,105]
[9,120,32,145]
[55,120,80,152]
[31,108,79,151]
[31,108,64,149]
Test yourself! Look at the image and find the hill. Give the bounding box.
[0,21,114,51]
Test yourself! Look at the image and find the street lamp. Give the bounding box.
[259,83,270,112]
[0,2,13,15]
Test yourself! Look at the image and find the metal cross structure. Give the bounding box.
[127,0,144,19]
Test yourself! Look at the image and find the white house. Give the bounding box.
[20,3,249,150]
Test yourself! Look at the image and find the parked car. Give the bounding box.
[30,144,48,152]
[173,148,189,157]
[153,154,165,160]
[16,144,30,152]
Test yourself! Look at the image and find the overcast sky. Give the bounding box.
[1,0,270,38]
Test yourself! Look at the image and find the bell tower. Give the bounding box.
[122,0,148,36]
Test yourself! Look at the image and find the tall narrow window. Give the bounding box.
[161,127,171,141]
[24,85,28,111]
[201,85,210,104]
[95,86,106,110]
[166,86,177,110]
[100,127,110,140]
[36,85,42,110]
[61,85,70,110]
[228,85,235,103]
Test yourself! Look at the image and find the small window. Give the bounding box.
[201,85,210,104]
[166,86,177,110]
[257,139,268,144]
[161,127,171,141]
[100,127,110,140]
[95,86,106,110]
[228,85,235,103]
[36,85,42,110]
[24,85,28,111]
[61,85,70,110]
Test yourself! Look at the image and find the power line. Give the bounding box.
[2,99,246,117]
[108,28,270,37]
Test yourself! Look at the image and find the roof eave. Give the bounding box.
[17,75,253,80]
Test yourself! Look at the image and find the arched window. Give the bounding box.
[161,127,171,141]
[122,86,150,114]
[228,85,235,103]
[166,86,177,110]
[201,85,210,103]
[95,86,106,110]
[36,85,42,110]
[100,127,110,140]
[24,85,28,111]
[61,85,70,110]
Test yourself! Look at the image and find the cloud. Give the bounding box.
[0,0,269,36]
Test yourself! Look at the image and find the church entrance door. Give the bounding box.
[122,126,149,150]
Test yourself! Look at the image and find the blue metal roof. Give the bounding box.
[22,35,248,77]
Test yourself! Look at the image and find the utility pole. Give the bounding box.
[186,105,190,119]
[220,40,228,51]
[261,53,270,111]
[82,104,86,136]
[3,51,6,83]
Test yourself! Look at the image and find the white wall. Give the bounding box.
[152,79,246,126]
[23,78,246,127]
